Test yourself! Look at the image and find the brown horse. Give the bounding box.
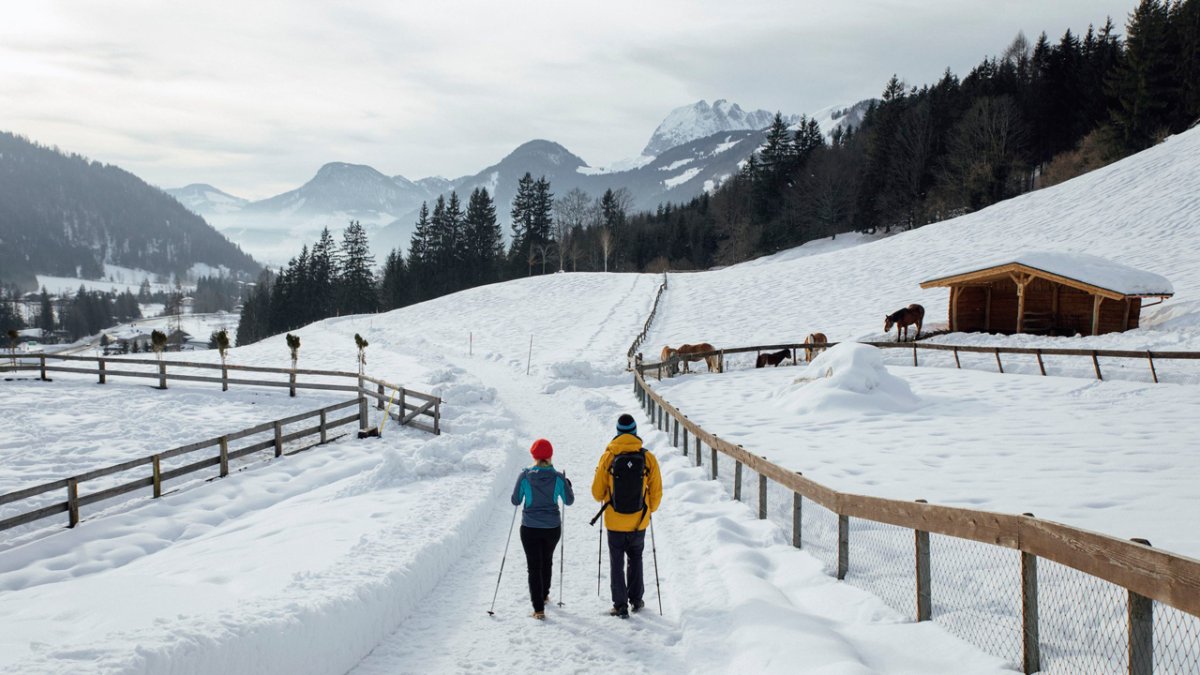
[755,349,791,368]
[662,343,720,373]
[803,333,828,362]
[884,304,925,342]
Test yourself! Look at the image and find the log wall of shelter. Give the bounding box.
[949,276,1143,335]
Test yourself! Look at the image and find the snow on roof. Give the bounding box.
[924,251,1174,297]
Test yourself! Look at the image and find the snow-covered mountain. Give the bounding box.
[163,183,248,216]
[177,99,870,263]
[642,99,790,157]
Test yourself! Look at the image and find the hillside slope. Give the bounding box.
[0,132,259,288]
[649,126,1200,351]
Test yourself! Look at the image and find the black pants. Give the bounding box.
[520,525,561,612]
[607,529,646,610]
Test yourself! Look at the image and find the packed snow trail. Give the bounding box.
[351,354,1012,673]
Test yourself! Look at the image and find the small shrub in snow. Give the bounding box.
[286,333,300,370]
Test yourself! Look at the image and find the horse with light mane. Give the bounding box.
[803,333,828,362]
[662,343,720,373]
[884,304,925,342]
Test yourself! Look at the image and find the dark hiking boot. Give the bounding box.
[631,599,645,613]
[609,606,630,619]
[532,610,546,620]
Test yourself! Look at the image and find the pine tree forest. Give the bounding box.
[236,0,1200,345]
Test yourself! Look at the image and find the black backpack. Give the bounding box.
[608,449,649,515]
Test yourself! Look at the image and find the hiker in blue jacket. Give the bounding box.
[511,438,574,619]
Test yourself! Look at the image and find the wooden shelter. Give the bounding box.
[920,252,1174,336]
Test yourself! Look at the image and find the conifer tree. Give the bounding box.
[337,220,377,315]
[379,248,409,310]
[408,202,433,301]
[463,187,503,286]
[1109,0,1177,151]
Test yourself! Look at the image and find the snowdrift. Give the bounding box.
[778,343,920,414]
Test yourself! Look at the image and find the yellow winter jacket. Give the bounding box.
[591,433,662,531]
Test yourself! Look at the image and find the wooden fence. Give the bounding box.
[0,353,441,431]
[637,340,1200,384]
[0,353,443,533]
[0,398,361,533]
[626,274,669,367]
[632,366,1200,673]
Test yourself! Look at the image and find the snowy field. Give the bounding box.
[649,346,1200,558]
[2,129,1199,673]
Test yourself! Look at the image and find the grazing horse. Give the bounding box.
[803,333,828,362]
[662,343,720,373]
[884,304,925,342]
[755,349,792,368]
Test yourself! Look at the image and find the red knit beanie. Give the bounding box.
[530,438,553,461]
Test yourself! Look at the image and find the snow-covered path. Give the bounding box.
[351,354,1012,674]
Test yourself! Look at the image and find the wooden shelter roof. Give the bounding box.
[920,251,1174,301]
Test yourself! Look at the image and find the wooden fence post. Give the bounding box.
[912,345,918,367]
[718,350,725,373]
[290,370,297,397]
[273,421,283,457]
[1128,538,1154,675]
[158,360,167,389]
[733,461,742,501]
[1021,548,1041,674]
[434,399,441,435]
[792,489,802,548]
[152,455,162,498]
[837,514,849,580]
[67,478,80,527]
[710,446,718,480]
[953,347,961,369]
[915,499,931,622]
[40,354,47,381]
[1092,351,1104,381]
[98,358,106,384]
[219,436,230,477]
[672,418,678,447]
[1036,350,1046,376]
[994,348,1004,374]
[695,436,702,467]
[682,424,689,457]
[758,473,767,519]
[320,410,328,444]
[1146,351,1158,384]
[377,383,385,410]
[222,363,228,391]
[358,386,368,431]
[399,389,407,426]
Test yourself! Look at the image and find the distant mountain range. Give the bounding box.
[0,132,259,290]
[168,99,873,264]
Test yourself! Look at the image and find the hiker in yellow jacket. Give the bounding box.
[591,413,662,618]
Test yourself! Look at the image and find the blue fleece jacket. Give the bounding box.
[511,465,575,528]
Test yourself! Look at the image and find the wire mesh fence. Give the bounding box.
[928,534,1023,668]
[1038,557,1129,674]
[843,518,917,619]
[1154,601,1200,674]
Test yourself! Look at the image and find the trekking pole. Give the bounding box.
[487,504,520,616]
[649,515,663,616]
[596,524,603,597]
[557,504,566,607]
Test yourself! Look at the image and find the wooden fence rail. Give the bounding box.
[0,353,441,431]
[626,273,669,367]
[635,370,1200,673]
[0,398,362,533]
[635,340,1200,384]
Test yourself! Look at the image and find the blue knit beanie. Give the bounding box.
[616,414,637,434]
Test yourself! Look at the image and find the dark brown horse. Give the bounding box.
[755,349,791,368]
[662,343,720,373]
[884,304,925,342]
[803,332,828,362]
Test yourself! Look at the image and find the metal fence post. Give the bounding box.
[1128,538,1154,675]
[915,500,931,622]
[792,490,802,548]
[837,514,849,580]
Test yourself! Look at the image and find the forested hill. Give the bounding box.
[0,132,259,288]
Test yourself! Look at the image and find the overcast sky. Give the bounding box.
[1,1,1138,200]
